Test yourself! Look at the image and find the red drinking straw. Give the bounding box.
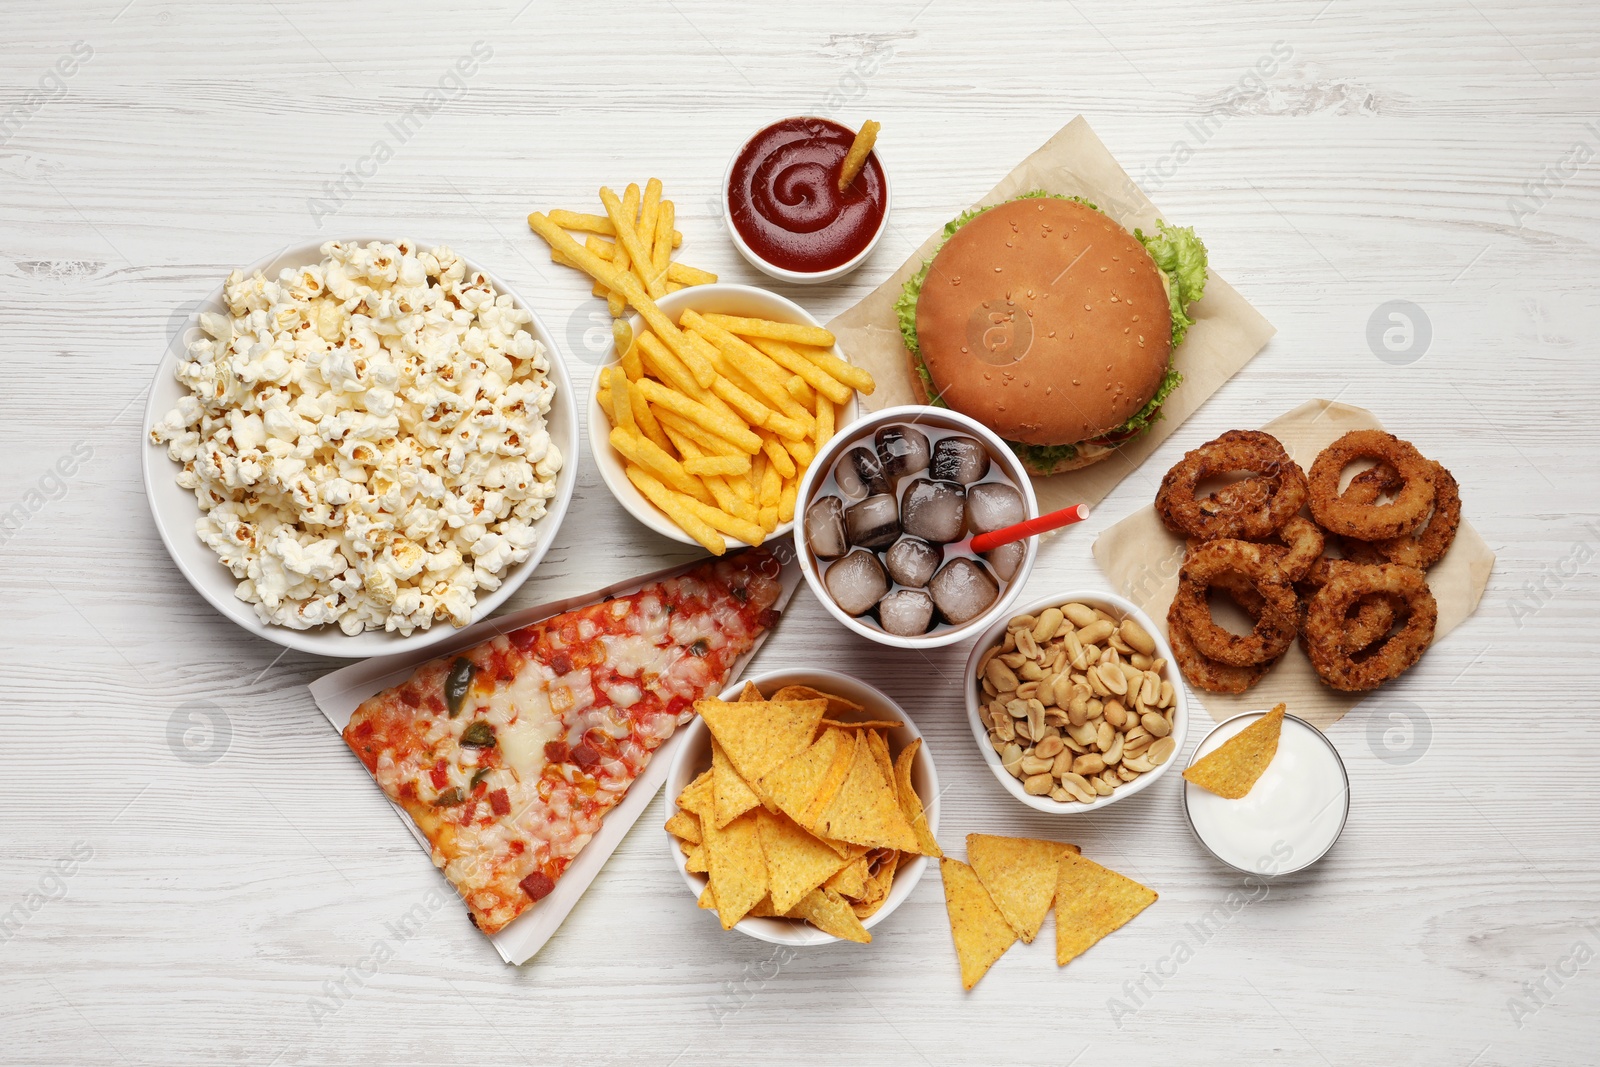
[968,503,1091,554]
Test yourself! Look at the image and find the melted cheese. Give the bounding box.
[600,633,675,678]
[477,665,559,784]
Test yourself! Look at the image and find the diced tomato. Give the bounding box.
[429,760,448,790]
[509,839,526,854]
[665,695,691,719]
[399,690,420,708]
[489,789,511,816]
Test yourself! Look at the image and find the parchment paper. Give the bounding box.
[827,116,1276,512]
[309,550,803,966]
[1092,399,1495,727]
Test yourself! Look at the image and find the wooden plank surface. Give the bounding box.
[2,0,1597,1063]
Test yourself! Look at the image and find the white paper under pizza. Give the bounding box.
[309,548,804,965]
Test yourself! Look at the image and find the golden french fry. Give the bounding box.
[625,465,726,555]
[681,312,815,433]
[837,119,880,192]
[549,208,681,246]
[596,384,614,422]
[669,262,717,286]
[760,456,782,509]
[610,425,713,504]
[571,235,713,287]
[629,466,766,547]
[591,278,608,299]
[612,319,634,363]
[629,379,673,454]
[815,392,836,449]
[619,334,643,381]
[746,337,853,404]
[604,184,641,317]
[785,374,815,406]
[527,213,625,289]
[638,379,761,455]
[783,436,815,472]
[656,409,744,457]
[779,480,798,524]
[760,434,797,480]
[750,448,766,501]
[651,198,675,289]
[703,475,759,523]
[758,505,778,533]
[684,455,752,477]
[636,179,663,293]
[790,343,876,395]
[600,186,665,300]
[607,366,637,435]
[703,313,836,349]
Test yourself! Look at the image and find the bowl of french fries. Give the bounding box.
[588,284,875,555]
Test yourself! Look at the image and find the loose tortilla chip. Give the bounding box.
[1183,703,1286,799]
[772,684,865,717]
[685,844,708,874]
[712,737,762,828]
[759,726,858,831]
[756,807,850,914]
[821,718,906,730]
[1054,853,1157,966]
[892,739,941,858]
[825,854,870,899]
[966,834,1078,943]
[701,808,768,930]
[811,733,920,852]
[787,887,871,943]
[940,858,1017,990]
[664,810,702,844]
[698,698,827,785]
[737,680,764,702]
[676,769,714,817]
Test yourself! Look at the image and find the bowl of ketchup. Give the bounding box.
[723,116,890,284]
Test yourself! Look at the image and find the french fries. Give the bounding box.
[526,197,877,554]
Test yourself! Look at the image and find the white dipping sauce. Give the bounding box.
[1183,712,1349,876]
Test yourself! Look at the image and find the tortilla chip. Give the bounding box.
[701,808,768,930]
[685,844,708,874]
[676,769,714,817]
[825,854,870,899]
[811,733,920,852]
[756,807,850,914]
[664,810,702,844]
[759,726,858,831]
[940,858,1017,990]
[697,883,716,911]
[737,680,764,701]
[1183,703,1286,799]
[864,729,896,791]
[772,684,865,717]
[892,739,942,858]
[966,834,1078,943]
[852,849,900,918]
[698,698,828,785]
[787,887,871,943]
[821,718,906,730]
[1054,853,1158,966]
[746,894,777,918]
[711,737,762,828]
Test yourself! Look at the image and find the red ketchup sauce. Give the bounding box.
[728,117,886,274]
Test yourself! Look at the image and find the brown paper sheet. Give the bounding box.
[1092,399,1496,728]
[826,116,1277,512]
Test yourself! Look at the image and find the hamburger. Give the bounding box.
[894,192,1208,475]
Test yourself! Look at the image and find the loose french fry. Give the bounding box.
[628,466,766,547]
[760,434,797,480]
[657,409,744,457]
[758,505,778,533]
[785,374,815,406]
[527,213,625,289]
[815,392,835,448]
[747,336,853,405]
[612,319,635,364]
[704,475,758,523]
[610,425,713,504]
[684,455,752,477]
[638,379,761,455]
[779,480,798,524]
[607,366,637,436]
[635,331,704,399]
[625,465,725,555]
[760,457,782,509]
[600,186,665,300]
[549,208,682,246]
[565,237,714,288]
[596,384,614,422]
[604,184,641,316]
[619,334,644,381]
[629,379,673,454]
[669,262,717,286]
[789,343,876,395]
[837,119,880,192]
[703,313,836,349]
[782,436,815,472]
[651,199,675,290]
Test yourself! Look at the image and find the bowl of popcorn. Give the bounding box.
[144,238,579,656]
[964,591,1189,813]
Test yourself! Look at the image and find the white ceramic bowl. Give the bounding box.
[794,404,1039,649]
[721,117,892,285]
[141,238,580,658]
[664,668,939,946]
[963,590,1190,813]
[588,283,855,548]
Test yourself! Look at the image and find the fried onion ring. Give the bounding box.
[1166,599,1271,694]
[1364,464,1460,569]
[1299,558,1400,653]
[1172,540,1301,667]
[1304,562,1437,691]
[1157,431,1309,541]
[1307,431,1435,540]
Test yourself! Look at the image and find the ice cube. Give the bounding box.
[928,557,1000,626]
[930,435,991,484]
[805,495,847,559]
[885,536,943,588]
[844,493,900,548]
[878,589,935,637]
[899,478,966,544]
[825,549,889,617]
[965,481,1026,534]
[984,540,1026,582]
[874,424,930,481]
[835,446,890,499]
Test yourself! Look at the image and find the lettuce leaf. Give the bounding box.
[1134,220,1208,348]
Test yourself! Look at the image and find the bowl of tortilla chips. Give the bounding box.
[664,669,942,945]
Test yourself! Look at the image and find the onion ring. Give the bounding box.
[1165,599,1271,694]
[1307,430,1435,540]
[1157,431,1309,541]
[1362,465,1459,570]
[1304,562,1437,691]
[1299,558,1400,653]
[1172,540,1301,667]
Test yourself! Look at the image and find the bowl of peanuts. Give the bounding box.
[965,591,1189,813]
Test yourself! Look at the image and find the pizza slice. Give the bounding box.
[343,548,785,934]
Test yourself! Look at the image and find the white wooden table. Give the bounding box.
[4,2,1597,1063]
